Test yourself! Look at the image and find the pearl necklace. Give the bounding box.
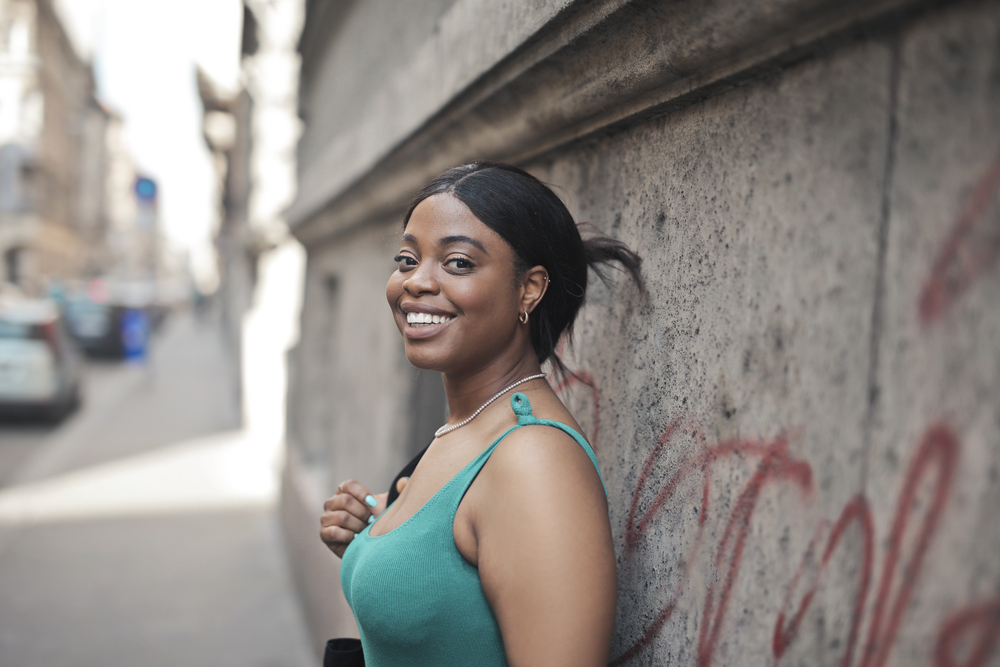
[435,373,546,437]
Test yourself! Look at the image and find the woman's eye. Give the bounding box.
[445,257,475,270]
[393,254,417,269]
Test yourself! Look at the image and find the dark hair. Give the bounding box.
[402,161,642,374]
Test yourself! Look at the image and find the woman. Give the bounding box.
[320,161,641,666]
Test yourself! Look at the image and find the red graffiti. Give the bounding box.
[919,149,1000,325]
[697,436,813,667]
[611,423,711,666]
[608,591,683,667]
[859,424,958,667]
[611,422,975,667]
[625,419,708,551]
[773,495,874,667]
[772,425,958,667]
[934,598,1000,667]
[614,422,813,666]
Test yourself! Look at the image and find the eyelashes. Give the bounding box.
[445,257,475,270]
[393,254,417,268]
[392,254,476,271]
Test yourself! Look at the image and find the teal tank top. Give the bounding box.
[339,392,605,667]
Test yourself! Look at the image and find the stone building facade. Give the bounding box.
[198,63,254,405]
[200,0,303,418]
[284,1,1000,664]
[0,0,107,292]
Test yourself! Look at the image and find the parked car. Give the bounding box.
[63,296,128,358]
[63,280,159,359]
[0,297,83,421]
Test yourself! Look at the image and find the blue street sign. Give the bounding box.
[135,177,157,202]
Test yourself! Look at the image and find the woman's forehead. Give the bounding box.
[402,194,505,248]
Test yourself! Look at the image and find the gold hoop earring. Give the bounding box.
[518,310,529,324]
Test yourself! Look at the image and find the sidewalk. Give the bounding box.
[0,289,316,667]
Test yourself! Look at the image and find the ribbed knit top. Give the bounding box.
[339,392,605,667]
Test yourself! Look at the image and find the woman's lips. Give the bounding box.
[402,312,455,339]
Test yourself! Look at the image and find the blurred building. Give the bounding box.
[102,111,144,283]
[284,0,1000,662]
[0,0,106,293]
[198,61,253,408]
[198,0,300,414]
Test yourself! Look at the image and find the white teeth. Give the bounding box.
[406,312,453,325]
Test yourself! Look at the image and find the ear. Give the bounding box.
[519,265,549,314]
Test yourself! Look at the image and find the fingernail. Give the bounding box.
[365,495,377,507]
[368,516,375,525]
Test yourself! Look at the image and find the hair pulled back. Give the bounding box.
[402,161,642,372]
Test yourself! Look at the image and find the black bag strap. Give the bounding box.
[324,638,364,667]
[387,440,430,505]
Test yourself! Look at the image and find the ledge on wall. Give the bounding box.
[287,0,940,245]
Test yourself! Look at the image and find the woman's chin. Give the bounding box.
[403,345,448,372]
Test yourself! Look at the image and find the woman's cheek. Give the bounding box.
[386,274,400,307]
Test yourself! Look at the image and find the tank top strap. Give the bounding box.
[508,392,607,496]
[448,392,606,513]
[443,423,518,514]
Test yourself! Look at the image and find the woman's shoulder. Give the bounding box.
[482,421,605,500]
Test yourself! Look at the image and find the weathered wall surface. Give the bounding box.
[528,6,1000,662]
[286,0,1000,662]
[530,38,889,666]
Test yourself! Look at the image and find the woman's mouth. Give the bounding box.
[406,312,454,327]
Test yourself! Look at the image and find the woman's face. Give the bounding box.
[386,193,525,375]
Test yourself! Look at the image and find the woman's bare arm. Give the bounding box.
[472,425,617,667]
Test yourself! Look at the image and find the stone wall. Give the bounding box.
[285,0,1000,663]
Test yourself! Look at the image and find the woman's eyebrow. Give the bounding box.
[439,235,488,254]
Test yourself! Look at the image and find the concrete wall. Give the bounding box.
[286,0,1000,663]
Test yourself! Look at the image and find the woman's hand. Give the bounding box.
[320,477,408,558]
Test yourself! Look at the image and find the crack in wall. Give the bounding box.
[861,36,903,493]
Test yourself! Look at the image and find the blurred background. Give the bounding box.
[0,0,312,664]
[1,0,999,666]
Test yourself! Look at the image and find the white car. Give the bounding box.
[0,297,83,420]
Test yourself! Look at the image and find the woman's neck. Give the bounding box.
[441,358,544,425]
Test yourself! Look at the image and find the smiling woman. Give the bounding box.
[319,162,642,667]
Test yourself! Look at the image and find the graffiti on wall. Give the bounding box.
[555,153,1000,666]
[602,414,997,667]
[919,148,1000,325]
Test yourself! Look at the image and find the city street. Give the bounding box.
[0,311,315,667]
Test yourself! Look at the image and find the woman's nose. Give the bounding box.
[402,263,437,295]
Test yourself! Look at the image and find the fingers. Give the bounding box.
[335,479,382,516]
[324,487,371,520]
[319,524,355,558]
[396,476,409,494]
[320,508,368,534]
[319,479,391,559]
[319,503,369,559]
